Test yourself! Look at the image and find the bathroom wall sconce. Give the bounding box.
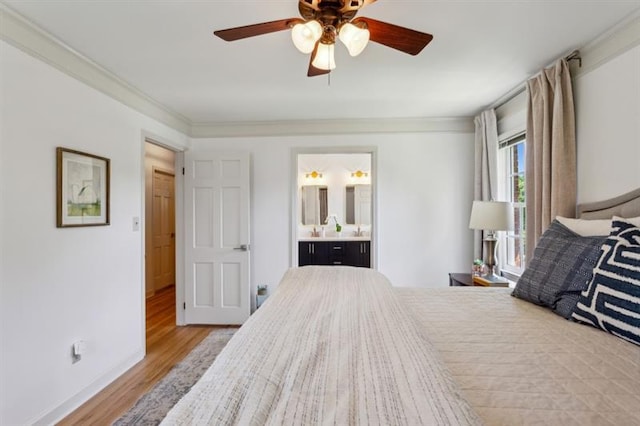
[351,170,369,178]
[305,171,323,179]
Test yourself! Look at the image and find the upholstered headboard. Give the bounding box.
[577,187,640,219]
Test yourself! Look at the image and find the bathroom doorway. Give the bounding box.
[291,147,377,268]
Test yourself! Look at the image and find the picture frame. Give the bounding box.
[56,147,110,227]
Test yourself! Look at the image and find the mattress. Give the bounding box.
[162,267,481,425]
[397,287,640,426]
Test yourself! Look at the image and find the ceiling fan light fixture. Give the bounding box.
[311,42,336,70]
[338,22,370,57]
[291,20,323,53]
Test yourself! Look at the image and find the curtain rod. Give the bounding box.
[488,85,525,111]
[565,49,582,67]
[489,49,582,110]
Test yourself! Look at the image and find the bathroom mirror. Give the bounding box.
[301,185,328,225]
[345,184,371,225]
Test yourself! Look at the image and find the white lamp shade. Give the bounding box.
[338,22,370,56]
[311,42,336,70]
[291,20,323,54]
[469,201,514,231]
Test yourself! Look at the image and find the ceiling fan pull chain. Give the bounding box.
[327,47,331,86]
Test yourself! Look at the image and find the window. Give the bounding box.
[498,134,526,277]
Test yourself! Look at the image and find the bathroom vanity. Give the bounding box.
[298,238,371,268]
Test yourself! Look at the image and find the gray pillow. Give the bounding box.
[512,220,606,318]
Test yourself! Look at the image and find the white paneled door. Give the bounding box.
[152,169,175,292]
[184,151,250,324]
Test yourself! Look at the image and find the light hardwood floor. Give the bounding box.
[58,286,217,425]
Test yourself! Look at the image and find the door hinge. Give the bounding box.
[183,302,186,310]
[182,167,185,175]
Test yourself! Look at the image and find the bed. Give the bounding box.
[162,189,640,425]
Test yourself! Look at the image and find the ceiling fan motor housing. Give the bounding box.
[299,0,359,30]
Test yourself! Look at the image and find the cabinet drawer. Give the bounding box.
[329,242,346,265]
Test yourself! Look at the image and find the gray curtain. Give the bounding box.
[525,58,577,263]
[473,109,498,260]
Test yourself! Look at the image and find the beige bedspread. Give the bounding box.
[162,267,481,425]
[397,287,640,426]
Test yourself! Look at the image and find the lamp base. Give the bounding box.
[482,236,497,276]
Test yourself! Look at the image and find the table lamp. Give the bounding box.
[469,201,514,277]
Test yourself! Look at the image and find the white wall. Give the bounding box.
[0,41,188,425]
[575,44,640,203]
[190,131,475,294]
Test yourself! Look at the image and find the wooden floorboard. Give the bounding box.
[57,286,217,426]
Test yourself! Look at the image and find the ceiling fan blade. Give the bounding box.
[308,64,330,77]
[353,17,433,55]
[307,43,331,77]
[214,18,302,41]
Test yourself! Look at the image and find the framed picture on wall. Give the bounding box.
[56,147,110,227]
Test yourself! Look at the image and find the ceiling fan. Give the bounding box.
[213,0,433,77]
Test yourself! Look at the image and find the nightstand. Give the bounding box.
[449,273,474,286]
[448,273,509,287]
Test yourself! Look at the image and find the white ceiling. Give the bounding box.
[3,0,640,126]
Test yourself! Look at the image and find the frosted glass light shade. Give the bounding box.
[291,20,323,54]
[469,201,514,232]
[338,22,370,56]
[311,42,336,70]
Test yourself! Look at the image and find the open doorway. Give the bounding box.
[144,142,176,347]
[292,147,377,269]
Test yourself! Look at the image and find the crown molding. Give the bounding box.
[0,4,474,139]
[574,11,640,78]
[190,117,474,138]
[0,4,192,136]
[6,1,635,140]
[572,11,640,78]
[484,9,640,113]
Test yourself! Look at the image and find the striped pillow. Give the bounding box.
[571,219,640,346]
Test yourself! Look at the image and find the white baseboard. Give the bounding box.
[31,349,145,426]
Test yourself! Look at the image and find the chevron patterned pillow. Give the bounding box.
[572,218,640,346]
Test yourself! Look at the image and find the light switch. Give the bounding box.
[72,340,86,363]
[73,341,85,356]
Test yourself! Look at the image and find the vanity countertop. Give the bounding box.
[298,236,371,242]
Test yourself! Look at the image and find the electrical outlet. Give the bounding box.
[256,285,269,309]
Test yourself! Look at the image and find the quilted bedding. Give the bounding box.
[162,267,481,425]
[397,287,640,426]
